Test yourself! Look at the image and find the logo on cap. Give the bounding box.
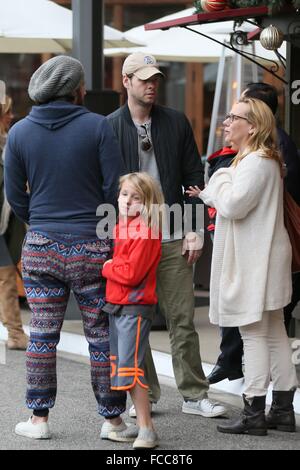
[144,56,155,65]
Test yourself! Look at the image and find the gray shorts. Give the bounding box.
[103,303,154,391]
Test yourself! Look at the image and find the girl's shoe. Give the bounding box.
[133,428,159,449]
[100,418,130,439]
[108,424,139,442]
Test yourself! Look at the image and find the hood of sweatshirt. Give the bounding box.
[207,146,237,162]
[26,101,90,130]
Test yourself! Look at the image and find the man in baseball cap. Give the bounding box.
[122,52,164,80]
[106,53,226,444]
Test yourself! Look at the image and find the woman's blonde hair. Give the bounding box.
[232,97,283,174]
[119,172,164,231]
[0,95,13,135]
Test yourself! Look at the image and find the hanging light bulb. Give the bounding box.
[200,0,228,12]
[259,25,284,51]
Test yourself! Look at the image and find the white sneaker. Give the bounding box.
[129,402,153,418]
[15,417,51,439]
[100,419,131,439]
[182,398,227,418]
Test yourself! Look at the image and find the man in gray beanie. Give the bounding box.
[4,55,127,440]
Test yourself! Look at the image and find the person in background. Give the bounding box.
[102,172,163,449]
[108,52,227,419]
[196,83,300,387]
[243,83,300,336]
[0,94,28,350]
[205,146,238,242]
[4,56,126,440]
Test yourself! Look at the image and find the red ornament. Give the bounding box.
[201,0,228,12]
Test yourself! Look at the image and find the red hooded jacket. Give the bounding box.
[102,217,161,305]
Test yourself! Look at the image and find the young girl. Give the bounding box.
[102,172,164,449]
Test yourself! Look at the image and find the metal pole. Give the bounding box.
[72,0,103,91]
[251,42,258,83]
[236,48,242,100]
[206,43,226,173]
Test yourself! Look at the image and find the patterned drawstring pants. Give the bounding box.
[22,230,126,418]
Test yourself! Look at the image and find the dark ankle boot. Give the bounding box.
[217,394,267,436]
[266,390,296,432]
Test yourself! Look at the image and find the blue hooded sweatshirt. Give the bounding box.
[4,102,122,237]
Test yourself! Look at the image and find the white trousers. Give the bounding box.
[239,309,298,399]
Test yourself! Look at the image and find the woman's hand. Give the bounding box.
[182,232,203,265]
[186,185,201,198]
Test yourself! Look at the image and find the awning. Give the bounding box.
[0,0,145,53]
[105,7,285,65]
[143,5,290,83]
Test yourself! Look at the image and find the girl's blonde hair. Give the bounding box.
[231,97,283,174]
[119,172,164,231]
[0,95,13,135]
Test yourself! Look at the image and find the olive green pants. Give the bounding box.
[146,240,209,402]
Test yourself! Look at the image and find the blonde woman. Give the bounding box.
[102,172,164,449]
[197,98,298,435]
[0,95,28,350]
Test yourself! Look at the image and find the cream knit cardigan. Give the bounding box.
[200,151,292,327]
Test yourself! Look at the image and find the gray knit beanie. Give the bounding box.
[28,55,85,104]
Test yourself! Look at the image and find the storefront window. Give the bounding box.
[161,62,185,112]
[0,54,41,123]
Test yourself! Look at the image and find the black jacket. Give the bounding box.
[107,103,204,233]
[277,127,300,206]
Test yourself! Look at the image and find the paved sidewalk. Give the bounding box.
[1,349,300,451]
